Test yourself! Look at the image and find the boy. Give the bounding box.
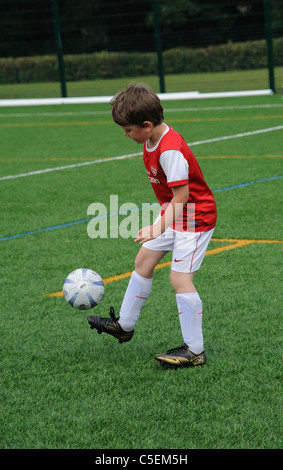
[88,84,217,368]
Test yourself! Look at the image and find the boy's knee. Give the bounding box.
[170,270,196,293]
[134,249,155,278]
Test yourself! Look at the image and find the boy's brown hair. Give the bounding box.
[110,84,164,128]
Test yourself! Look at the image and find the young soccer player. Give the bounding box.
[88,84,217,368]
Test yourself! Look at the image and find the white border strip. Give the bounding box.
[0,89,273,107]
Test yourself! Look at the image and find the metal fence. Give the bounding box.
[0,0,281,100]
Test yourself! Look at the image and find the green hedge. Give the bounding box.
[0,37,282,84]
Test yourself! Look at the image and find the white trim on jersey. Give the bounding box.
[159,150,189,186]
[145,124,170,153]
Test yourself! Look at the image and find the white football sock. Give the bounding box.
[176,292,204,354]
[119,270,153,331]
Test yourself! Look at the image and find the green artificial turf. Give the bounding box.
[0,67,283,99]
[0,93,282,449]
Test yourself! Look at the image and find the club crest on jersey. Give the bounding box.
[151,165,157,176]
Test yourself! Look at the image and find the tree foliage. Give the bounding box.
[0,0,281,57]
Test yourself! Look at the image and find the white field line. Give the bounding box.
[0,125,283,182]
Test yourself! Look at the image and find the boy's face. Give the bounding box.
[122,123,152,144]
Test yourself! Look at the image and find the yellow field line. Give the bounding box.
[212,237,283,244]
[44,237,282,298]
[197,155,283,159]
[1,155,282,163]
[1,115,283,128]
[0,121,112,127]
[0,156,111,162]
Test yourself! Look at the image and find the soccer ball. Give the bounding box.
[63,268,104,310]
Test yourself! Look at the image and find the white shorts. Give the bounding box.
[143,227,215,273]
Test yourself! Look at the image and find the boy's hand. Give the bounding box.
[135,225,160,244]
[135,185,189,244]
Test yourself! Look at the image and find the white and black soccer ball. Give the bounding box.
[63,268,104,310]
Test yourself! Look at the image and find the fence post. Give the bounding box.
[51,0,67,98]
[263,0,275,93]
[152,0,165,93]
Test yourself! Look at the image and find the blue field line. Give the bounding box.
[1,175,282,242]
[212,175,282,192]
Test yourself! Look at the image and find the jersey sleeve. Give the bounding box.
[159,150,189,187]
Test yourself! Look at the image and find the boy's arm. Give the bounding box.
[135,184,189,244]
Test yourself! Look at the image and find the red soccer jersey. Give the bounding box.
[143,125,217,232]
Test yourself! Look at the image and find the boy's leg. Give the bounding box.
[112,218,173,335]
[135,246,168,279]
[155,229,214,367]
[155,274,206,366]
[169,271,203,353]
[118,247,167,331]
[88,247,167,341]
[176,289,204,354]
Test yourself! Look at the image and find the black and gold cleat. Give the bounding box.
[87,306,134,343]
[155,344,206,368]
